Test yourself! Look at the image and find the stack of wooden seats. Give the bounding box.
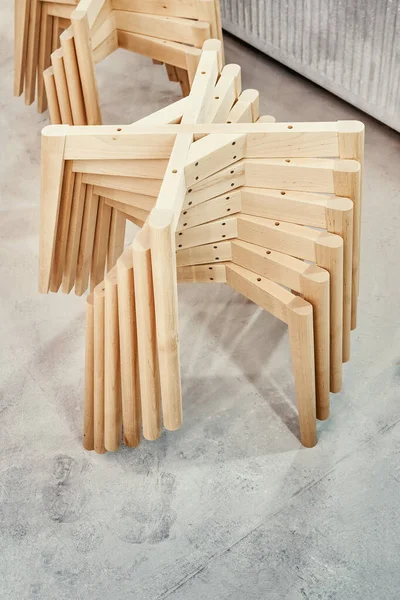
[14,0,223,122]
[38,40,364,452]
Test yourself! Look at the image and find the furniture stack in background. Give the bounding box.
[14,0,223,123]
[38,40,364,452]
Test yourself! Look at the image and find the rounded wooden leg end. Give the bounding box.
[123,433,141,448]
[330,376,342,394]
[143,430,162,442]
[83,438,94,451]
[164,419,182,433]
[316,406,330,421]
[104,442,121,453]
[301,431,318,448]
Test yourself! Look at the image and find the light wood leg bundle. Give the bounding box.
[39,41,365,450]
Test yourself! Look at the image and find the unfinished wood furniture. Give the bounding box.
[14,0,223,119]
[38,41,364,450]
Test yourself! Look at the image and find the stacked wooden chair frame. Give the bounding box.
[14,0,223,122]
[38,40,364,452]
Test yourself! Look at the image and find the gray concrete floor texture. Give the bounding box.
[1,4,400,599]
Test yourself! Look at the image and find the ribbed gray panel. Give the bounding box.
[221,0,400,131]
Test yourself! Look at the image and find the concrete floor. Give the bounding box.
[1,3,400,598]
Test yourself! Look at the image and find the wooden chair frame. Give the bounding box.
[38,41,364,451]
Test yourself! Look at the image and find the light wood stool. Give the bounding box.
[38,40,364,450]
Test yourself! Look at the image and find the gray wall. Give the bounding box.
[221,0,400,131]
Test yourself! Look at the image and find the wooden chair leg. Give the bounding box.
[60,28,87,125]
[149,209,182,432]
[51,48,73,125]
[176,67,190,97]
[71,10,102,125]
[90,197,112,291]
[117,250,141,448]
[83,293,95,450]
[316,235,344,393]
[61,175,86,293]
[132,228,161,441]
[51,15,60,52]
[214,0,224,63]
[49,161,75,292]
[104,267,122,451]
[25,0,41,105]
[14,0,31,96]
[37,3,52,112]
[94,282,106,454]
[75,186,99,296]
[337,123,364,331]
[326,198,354,362]
[107,209,126,270]
[43,66,62,123]
[165,63,179,82]
[299,267,330,421]
[39,126,67,294]
[287,297,317,448]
